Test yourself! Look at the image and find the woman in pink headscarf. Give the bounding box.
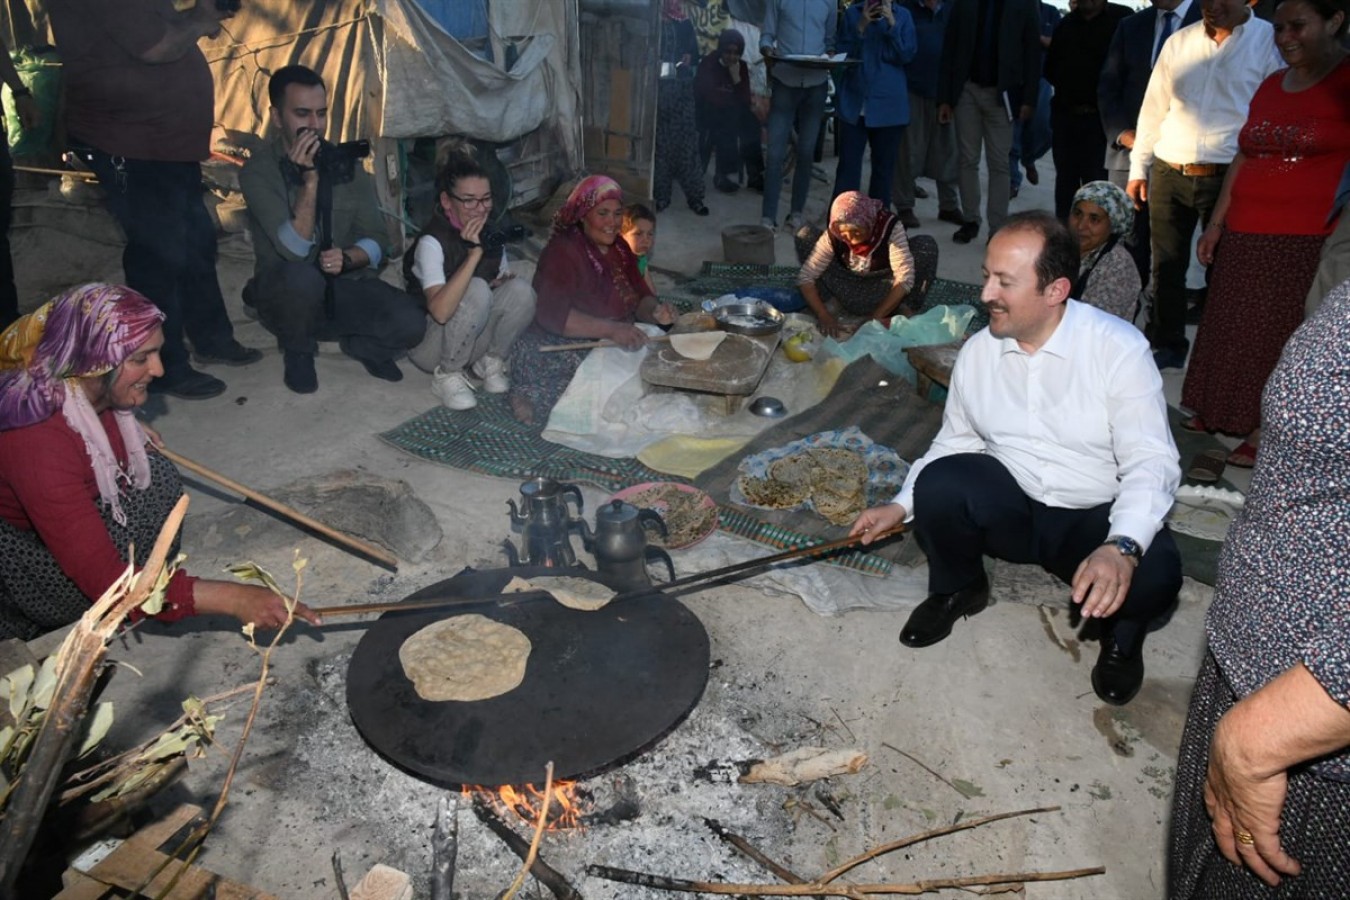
[0,283,320,640]
[794,191,919,337]
[506,176,675,424]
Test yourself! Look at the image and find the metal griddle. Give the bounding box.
[345,566,710,787]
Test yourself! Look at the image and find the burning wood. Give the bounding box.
[464,779,588,830]
[471,797,582,900]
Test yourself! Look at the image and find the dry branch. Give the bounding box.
[703,818,856,900]
[585,864,1105,895]
[501,762,554,900]
[0,495,189,897]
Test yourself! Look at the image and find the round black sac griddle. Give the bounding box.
[345,566,710,787]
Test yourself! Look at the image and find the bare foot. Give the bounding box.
[510,393,535,426]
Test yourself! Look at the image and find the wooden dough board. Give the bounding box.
[640,331,780,405]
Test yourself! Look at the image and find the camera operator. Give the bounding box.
[238,65,423,393]
[48,0,263,400]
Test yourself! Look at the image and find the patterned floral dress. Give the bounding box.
[1169,279,1350,897]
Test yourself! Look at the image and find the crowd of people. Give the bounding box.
[0,0,1346,893]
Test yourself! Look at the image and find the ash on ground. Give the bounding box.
[268,651,874,899]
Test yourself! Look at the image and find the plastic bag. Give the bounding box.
[820,304,974,381]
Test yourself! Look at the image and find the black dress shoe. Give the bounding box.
[900,573,990,648]
[283,350,318,394]
[358,356,404,382]
[938,208,966,226]
[898,209,922,230]
[194,339,263,367]
[746,175,765,192]
[689,201,710,216]
[714,175,740,194]
[148,367,226,400]
[953,222,980,244]
[1092,638,1144,706]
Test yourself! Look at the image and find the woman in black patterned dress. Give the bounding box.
[1169,277,1350,897]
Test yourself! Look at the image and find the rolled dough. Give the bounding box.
[399,614,532,702]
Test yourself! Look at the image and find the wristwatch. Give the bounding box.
[1103,535,1142,563]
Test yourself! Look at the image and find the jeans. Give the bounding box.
[78,146,238,375]
[913,453,1182,655]
[954,83,1013,232]
[249,262,425,361]
[834,117,905,207]
[1147,159,1224,354]
[762,79,828,224]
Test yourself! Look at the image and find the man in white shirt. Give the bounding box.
[852,211,1182,705]
[1125,0,1282,369]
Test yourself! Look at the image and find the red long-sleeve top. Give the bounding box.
[0,409,197,620]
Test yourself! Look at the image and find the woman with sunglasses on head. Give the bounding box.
[404,152,537,410]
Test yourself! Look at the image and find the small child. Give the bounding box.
[621,203,658,293]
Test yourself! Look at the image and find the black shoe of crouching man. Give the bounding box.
[283,350,318,394]
[1091,638,1145,705]
[899,572,990,648]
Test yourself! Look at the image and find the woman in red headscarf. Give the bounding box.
[794,191,919,337]
[0,283,320,640]
[506,176,675,424]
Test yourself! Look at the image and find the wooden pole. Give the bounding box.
[538,334,673,352]
[157,446,399,571]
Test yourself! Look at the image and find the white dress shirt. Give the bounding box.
[891,300,1180,550]
[1128,14,1283,181]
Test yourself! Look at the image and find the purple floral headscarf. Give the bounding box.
[0,283,165,524]
[553,175,625,235]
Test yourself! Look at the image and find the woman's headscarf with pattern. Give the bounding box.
[0,283,165,524]
[828,191,896,269]
[1072,181,1134,236]
[552,175,625,236]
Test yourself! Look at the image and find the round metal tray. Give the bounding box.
[713,302,785,336]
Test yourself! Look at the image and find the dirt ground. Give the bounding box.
[16,155,1227,898]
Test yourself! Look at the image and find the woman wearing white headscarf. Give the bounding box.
[1069,180,1141,322]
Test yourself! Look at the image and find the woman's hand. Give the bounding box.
[817,310,844,338]
[139,420,164,448]
[460,213,487,250]
[608,322,649,350]
[1197,223,1223,266]
[233,585,323,630]
[1205,704,1301,886]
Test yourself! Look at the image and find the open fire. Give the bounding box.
[463,780,590,830]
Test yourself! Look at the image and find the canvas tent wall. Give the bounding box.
[1,0,583,248]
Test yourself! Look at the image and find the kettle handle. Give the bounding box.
[637,507,668,537]
[645,546,676,584]
[560,483,585,516]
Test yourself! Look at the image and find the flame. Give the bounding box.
[464,779,589,830]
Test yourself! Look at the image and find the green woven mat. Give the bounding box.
[379,393,897,576]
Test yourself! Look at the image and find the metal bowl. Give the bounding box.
[712,302,785,337]
[749,396,788,417]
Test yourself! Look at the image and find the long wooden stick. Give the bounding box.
[584,864,1106,895]
[14,164,98,180]
[308,524,906,618]
[539,334,673,352]
[158,446,398,570]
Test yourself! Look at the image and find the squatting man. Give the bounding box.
[851,211,1183,706]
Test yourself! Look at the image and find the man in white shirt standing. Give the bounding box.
[851,211,1182,706]
[1125,0,1282,369]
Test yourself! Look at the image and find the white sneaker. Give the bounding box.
[784,211,805,230]
[760,217,777,229]
[472,354,510,393]
[431,367,477,410]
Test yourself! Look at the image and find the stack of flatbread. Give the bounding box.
[737,447,870,526]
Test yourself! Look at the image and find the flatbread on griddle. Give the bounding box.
[399,614,532,702]
[505,575,616,611]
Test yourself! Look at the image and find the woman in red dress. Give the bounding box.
[1179,0,1349,467]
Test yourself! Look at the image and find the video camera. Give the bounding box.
[282,134,371,186]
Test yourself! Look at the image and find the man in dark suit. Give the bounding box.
[1097,0,1200,280]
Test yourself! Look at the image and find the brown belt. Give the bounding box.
[1160,159,1226,178]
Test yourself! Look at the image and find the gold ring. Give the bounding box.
[1235,831,1255,845]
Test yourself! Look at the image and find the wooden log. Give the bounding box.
[471,799,581,900]
[430,795,458,900]
[584,864,1107,895]
[349,864,412,900]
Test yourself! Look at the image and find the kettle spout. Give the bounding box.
[506,498,526,526]
[573,517,594,550]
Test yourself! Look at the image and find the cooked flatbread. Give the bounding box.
[738,473,810,509]
[505,575,616,611]
[812,490,866,526]
[399,615,532,702]
[807,448,869,483]
[669,331,728,360]
[768,453,820,489]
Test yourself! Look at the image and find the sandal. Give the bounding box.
[1186,448,1227,483]
[1178,414,1211,434]
[1226,440,1259,469]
